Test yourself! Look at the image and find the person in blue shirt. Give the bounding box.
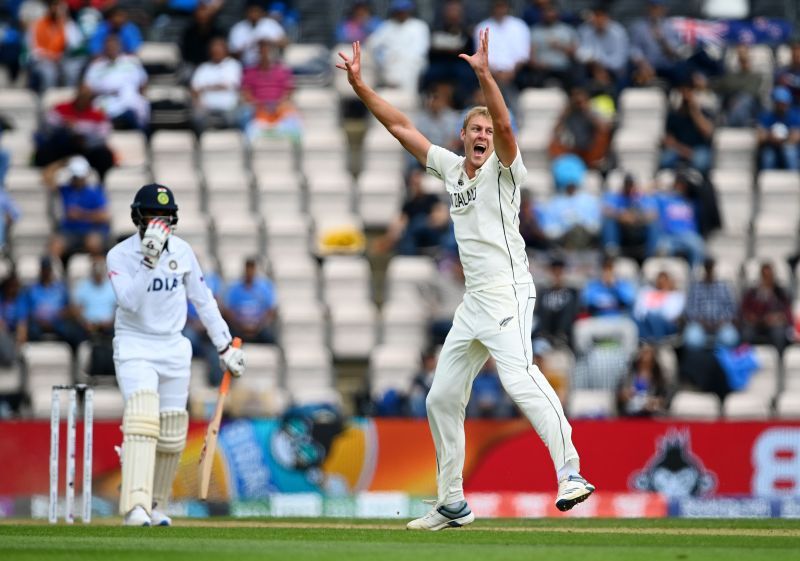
[47,156,110,258]
[538,154,601,250]
[72,255,116,336]
[183,265,226,385]
[88,6,142,56]
[0,272,24,366]
[581,256,637,317]
[17,257,86,351]
[223,257,277,344]
[654,172,706,267]
[601,172,658,260]
[756,86,800,170]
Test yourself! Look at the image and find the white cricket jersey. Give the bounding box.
[106,234,231,350]
[426,144,532,292]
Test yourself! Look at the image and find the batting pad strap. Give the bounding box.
[156,410,189,454]
[122,390,161,438]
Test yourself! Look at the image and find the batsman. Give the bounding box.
[106,184,246,526]
[338,30,594,531]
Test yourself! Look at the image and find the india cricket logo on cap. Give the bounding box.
[157,192,169,205]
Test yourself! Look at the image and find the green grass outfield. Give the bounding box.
[1,518,799,561]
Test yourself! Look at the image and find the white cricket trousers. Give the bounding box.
[113,332,193,410]
[426,282,580,505]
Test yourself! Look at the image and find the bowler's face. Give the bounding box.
[461,115,494,170]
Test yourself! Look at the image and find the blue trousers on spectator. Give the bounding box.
[760,143,799,170]
[0,148,9,187]
[660,146,713,174]
[684,321,739,349]
[657,230,706,267]
[601,217,658,257]
[636,313,678,342]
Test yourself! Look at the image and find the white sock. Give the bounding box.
[557,460,579,482]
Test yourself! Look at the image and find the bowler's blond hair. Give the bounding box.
[461,106,491,131]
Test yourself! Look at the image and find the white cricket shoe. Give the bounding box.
[555,475,596,512]
[150,508,172,527]
[122,505,151,527]
[407,501,475,531]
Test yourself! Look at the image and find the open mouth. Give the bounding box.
[473,144,487,157]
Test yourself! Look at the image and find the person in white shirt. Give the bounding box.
[365,0,429,92]
[190,36,243,134]
[83,34,149,130]
[228,0,288,68]
[336,30,594,532]
[106,183,246,526]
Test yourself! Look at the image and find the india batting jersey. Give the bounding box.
[106,234,231,350]
[426,144,532,292]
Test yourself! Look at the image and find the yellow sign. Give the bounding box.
[157,193,169,205]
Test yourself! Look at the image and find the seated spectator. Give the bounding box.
[548,86,611,170]
[683,258,738,349]
[366,0,429,92]
[17,257,85,351]
[45,156,110,258]
[84,34,149,131]
[534,256,579,347]
[373,168,449,256]
[533,337,569,406]
[576,3,629,85]
[27,0,80,92]
[428,253,465,345]
[190,37,242,135]
[72,254,115,375]
[654,172,706,267]
[409,82,461,170]
[421,0,476,108]
[241,39,301,141]
[335,0,381,44]
[223,257,277,344]
[180,2,226,70]
[183,263,225,385]
[72,254,114,337]
[660,81,715,174]
[538,155,601,250]
[713,45,767,127]
[628,0,682,87]
[601,173,658,261]
[741,262,793,354]
[88,5,142,56]
[0,185,20,256]
[616,343,668,417]
[408,347,437,417]
[35,85,114,181]
[581,255,636,317]
[775,39,800,107]
[519,2,577,89]
[756,87,800,171]
[633,270,685,342]
[518,188,549,251]
[474,0,529,109]
[0,272,23,366]
[228,0,287,68]
[467,358,513,418]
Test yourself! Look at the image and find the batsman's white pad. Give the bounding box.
[152,409,189,510]
[119,389,160,515]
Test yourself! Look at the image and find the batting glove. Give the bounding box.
[219,343,246,377]
[141,218,171,269]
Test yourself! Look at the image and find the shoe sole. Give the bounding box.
[407,511,475,531]
[555,486,595,512]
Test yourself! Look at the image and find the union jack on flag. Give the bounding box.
[669,17,728,47]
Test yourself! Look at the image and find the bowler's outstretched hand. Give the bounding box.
[336,41,362,87]
[459,28,490,74]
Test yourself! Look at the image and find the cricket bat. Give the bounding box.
[198,337,241,501]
